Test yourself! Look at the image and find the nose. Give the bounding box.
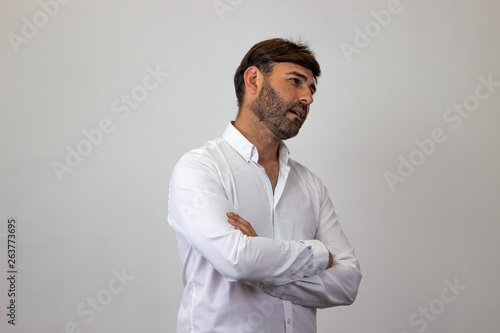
[299,87,314,106]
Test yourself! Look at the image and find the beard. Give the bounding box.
[250,79,307,140]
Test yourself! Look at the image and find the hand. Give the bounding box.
[327,252,334,269]
[227,212,258,237]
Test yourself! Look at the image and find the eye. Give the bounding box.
[289,78,300,85]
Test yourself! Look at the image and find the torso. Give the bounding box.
[263,162,279,192]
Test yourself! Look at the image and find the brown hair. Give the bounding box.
[233,38,321,109]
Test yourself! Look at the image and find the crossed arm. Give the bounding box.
[168,156,361,307]
[227,210,360,308]
[227,205,361,308]
[227,212,334,269]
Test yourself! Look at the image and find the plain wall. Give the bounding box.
[1,0,499,332]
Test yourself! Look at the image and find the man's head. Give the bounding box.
[234,38,321,140]
[234,38,321,110]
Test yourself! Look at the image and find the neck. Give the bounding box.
[233,108,280,163]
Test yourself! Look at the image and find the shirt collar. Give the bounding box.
[222,122,290,165]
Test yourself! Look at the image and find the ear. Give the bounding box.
[243,66,263,97]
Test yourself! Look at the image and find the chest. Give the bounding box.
[262,162,279,192]
[221,158,320,240]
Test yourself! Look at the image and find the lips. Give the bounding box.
[288,106,305,119]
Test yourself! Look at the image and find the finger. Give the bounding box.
[228,213,250,227]
[228,215,253,231]
[233,221,257,237]
[227,212,245,223]
[227,212,246,227]
[228,217,251,234]
[227,214,258,237]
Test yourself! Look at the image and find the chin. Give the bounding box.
[277,128,300,140]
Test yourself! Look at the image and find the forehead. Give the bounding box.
[270,62,315,83]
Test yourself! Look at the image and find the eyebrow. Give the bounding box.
[286,71,317,94]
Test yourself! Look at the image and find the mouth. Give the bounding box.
[288,107,305,120]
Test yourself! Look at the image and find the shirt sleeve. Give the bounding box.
[261,183,362,308]
[167,155,330,285]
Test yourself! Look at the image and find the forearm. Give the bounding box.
[168,159,330,284]
[172,218,330,284]
[229,182,362,307]
[262,249,362,308]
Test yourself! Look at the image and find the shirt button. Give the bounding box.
[287,319,291,324]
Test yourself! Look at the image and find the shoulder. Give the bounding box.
[288,158,330,199]
[182,137,225,160]
[288,158,322,184]
[172,137,228,178]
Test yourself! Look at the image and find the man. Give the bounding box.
[168,38,361,333]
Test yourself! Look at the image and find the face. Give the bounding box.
[250,63,316,140]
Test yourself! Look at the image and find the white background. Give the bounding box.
[1,0,499,332]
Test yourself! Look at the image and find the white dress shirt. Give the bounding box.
[168,123,361,333]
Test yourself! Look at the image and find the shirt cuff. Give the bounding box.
[301,239,330,273]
